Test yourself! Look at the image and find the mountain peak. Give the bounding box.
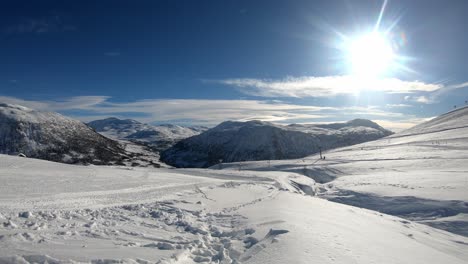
[161,119,392,168]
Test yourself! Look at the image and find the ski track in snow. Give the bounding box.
[217,109,468,240]
[2,107,468,263]
[1,154,468,263]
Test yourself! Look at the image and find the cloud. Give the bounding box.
[450,82,468,90]
[212,75,443,98]
[0,96,109,112]
[385,104,412,108]
[415,96,431,104]
[404,95,434,104]
[4,16,76,34]
[0,96,414,129]
[395,80,468,105]
[429,81,468,99]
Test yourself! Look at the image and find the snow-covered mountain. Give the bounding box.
[88,117,207,151]
[161,119,393,168]
[217,106,468,238]
[394,105,468,136]
[0,104,161,166]
[1,107,467,262]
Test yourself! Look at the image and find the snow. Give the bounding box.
[161,119,392,168]
[0,153,467,263]
[395,105,468,136]
[215,107,468,237]
[1,106,468,263]
[87,117,207,151]
[0,104,163,167]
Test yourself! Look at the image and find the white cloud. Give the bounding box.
[385,104,412,108]
[213,75,442,98]
[415,96,431,104]
[0,96,109,111]
[450,82,468,90]
[0,96,413,128]
[404,95,434,104]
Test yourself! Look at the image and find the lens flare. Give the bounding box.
[348,32,395,77]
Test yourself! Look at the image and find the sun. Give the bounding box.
[347,32,395,77]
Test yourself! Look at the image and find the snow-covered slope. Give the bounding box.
[88,117,207,151]
[0,104,163,167]
[87,117,151,138]
[216,107,468,237]
[0,154,466,263]
[0,104,128,165]
[161,119,393,168]
[394,105,468,136]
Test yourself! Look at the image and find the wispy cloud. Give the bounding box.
[401,80,468,105]
[429,81,468,99]
[0,96,415,130]
[403,95,435,104]
[211,75,442,98]
[385,104,412,108]
[3,16,76,34]
[0,96,109,112]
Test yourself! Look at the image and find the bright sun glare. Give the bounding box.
[348,32,395,78]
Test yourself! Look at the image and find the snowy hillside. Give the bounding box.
[88,117,207,151]
[0,154,466,263]
[216,107,468,237]
[1,106,467,263]
[87,117,152,138]
[0,104,162,167]
[394,105,468,136]
[161,119,393,168]
[0,104,126,165]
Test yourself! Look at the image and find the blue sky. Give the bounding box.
[1,0,468,131]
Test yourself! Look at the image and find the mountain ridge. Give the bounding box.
[0,103,161,166]
[161,119,393,168]
[87,117,208,151]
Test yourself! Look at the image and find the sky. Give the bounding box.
[1,0,468,131]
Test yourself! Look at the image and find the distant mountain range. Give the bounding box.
[87,118,208,151]
[161,119,393,168]
[0,104,161,167]
[0,103,394,168]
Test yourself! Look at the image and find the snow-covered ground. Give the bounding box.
[218,107,468,238]
[1,107,468,263]
[0,154,467,263]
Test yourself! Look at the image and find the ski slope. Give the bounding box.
[1,107,468,263]
[218,107,468,237]
[0,154,467,263]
